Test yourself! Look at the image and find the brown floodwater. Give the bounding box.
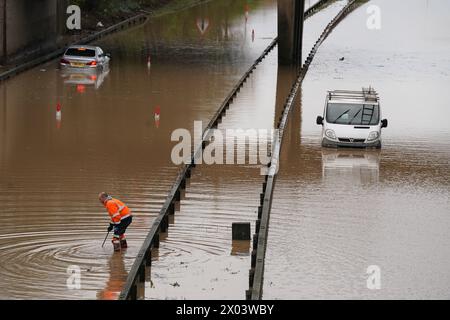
[0,0,280,300]
[144,47,278,300]
[142,0,351,300]
[263,0,450,299]
[1,0,447,301]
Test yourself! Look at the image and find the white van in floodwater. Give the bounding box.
[316,88,388,149]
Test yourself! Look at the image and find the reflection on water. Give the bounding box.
[322,149,380,184]
[196,17,210,36]
[97,253,128,300]
[61,65,110,91]
[231,240,251,256]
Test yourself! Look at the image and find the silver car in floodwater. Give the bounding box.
[60,45,110,69]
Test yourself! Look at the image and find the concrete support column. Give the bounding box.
[0,0,58,64]
[0,0,6,64]
[278,0,305,65]
[57,0,69,44]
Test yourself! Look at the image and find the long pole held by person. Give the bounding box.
[102,231,111,248]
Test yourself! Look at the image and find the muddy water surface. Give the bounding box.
[264,0,450,299]
[0,0,278,299]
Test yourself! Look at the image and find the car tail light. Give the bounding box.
[60,58,70,64]
[87,60,97,66]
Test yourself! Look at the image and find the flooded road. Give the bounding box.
[1,0,448,300]
[145,47,278,300]
[0,0,279,299]
[143,0,351,300]
[264,0,450,299]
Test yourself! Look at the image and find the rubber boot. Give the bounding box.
[112,240,121,252]
[120,239,128,249]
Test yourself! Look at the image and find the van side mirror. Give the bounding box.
[381,119,388,128]
[316,116,324,125]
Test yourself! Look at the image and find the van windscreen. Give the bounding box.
[326,103,379,125]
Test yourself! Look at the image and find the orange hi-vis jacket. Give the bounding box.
[105,198,131,225]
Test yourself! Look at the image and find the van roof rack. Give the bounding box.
[327,87,379,104]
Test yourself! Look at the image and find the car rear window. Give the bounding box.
[65,48,96,57]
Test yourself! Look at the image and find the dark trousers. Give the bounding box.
[113,216,132,239]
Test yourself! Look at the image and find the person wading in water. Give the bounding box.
[98,192,132,252]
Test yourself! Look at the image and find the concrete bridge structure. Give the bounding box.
[0,0,68,64]
[278,0,305,64]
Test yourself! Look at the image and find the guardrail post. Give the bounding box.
[153,233,160,248]
[251,250,257,268]
[249,268,255,287]
[253,234,258,249]
[145,248,152,267]
[169,201,175,215]
[129,283,137,300]
[138,264,146,283]
[161,215,168,233]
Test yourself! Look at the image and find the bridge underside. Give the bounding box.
[0,0,68,64]
[278,0,305,65]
